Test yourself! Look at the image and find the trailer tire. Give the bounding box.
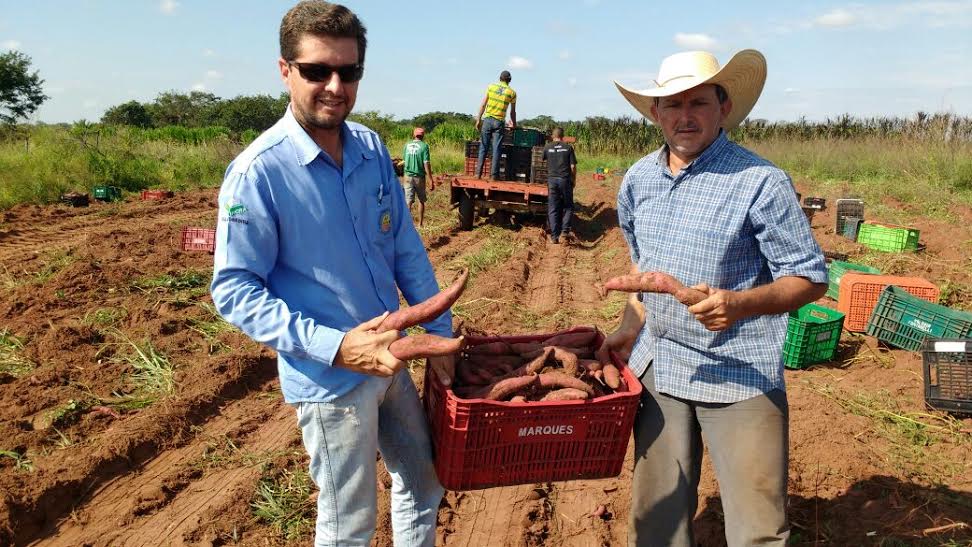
[459,192,474,231]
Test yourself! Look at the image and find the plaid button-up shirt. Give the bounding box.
[617,131,827,403]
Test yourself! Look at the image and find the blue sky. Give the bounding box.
[3,1,970,124]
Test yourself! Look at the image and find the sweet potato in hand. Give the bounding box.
[388,334,465,361]
[599,271,707,305]
[376,269,469,333]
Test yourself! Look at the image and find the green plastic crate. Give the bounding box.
[783,304,845,369]
[92,185,121,202]
[866,286,972,351]
[856,222,919,252]
[826,261,880,300]
[512,128,544,148]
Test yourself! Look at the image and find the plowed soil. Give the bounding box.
[1,171,970,546]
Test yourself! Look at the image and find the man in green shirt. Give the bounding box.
[402,127,433,227]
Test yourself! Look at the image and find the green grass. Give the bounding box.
[188,302,236,353]
[807,381,970,484]
[109,330,176,400]
[449,224,521,276]
[0,329,34,378]
[252,467,316,542]
[81,306,128,328]
[133,269,210,292]
[0,449,34,472]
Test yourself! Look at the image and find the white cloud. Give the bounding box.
[673,33,719,50]
[567,77,578,87]
[559,50,570,60]
[507,56,533,70]
[2,40,20,50]
[815,8,855,27]
[160,0,179,15]
[82,99,98,109]
[203,48,216,57]
[192,83,207,92]
[205,70,222,80]
[784,87,800,95]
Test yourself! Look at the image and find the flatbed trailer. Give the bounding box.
[450,176,548,230]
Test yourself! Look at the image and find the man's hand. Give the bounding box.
[429,354,455,386]
[475,118,481,131]
[686,283,744,332]
[596,327,638,367]
[334,312,406,376]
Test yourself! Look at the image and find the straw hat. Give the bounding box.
[614,49,766,129]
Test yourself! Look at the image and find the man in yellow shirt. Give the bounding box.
[474,70,517,179]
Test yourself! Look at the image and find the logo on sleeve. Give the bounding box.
[380,211,392,233]
[221,201,249,225]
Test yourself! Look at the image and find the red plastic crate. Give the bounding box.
[141,189,174,200]
[180,227,216,253]
[836,273,939,332]
[463,157,490,176]
[424,327,641,491]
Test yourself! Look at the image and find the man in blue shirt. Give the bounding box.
[603,50,827,546]
[210,2,452,545]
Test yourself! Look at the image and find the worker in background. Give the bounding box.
[474,70,516,180]
[542,127,577,244]
[402,126,433,227]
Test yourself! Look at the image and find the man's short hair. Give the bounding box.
[499,70,512,83]
[280,1,367,65]
[552,127,564,138]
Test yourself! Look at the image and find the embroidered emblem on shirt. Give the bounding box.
[380,211,392,233]
[221,201,249,225]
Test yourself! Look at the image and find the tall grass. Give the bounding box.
[2,113,971,211]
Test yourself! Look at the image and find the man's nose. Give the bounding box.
[323,71,344,93]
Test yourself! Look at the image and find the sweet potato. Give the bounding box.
[540,388,590,401]
[537,372,595,396]
[551,346,579,377]
[579,359,602,372]
[388,334,465,360]
[522,345,592,360]
[456,360,495,386]
[599,271,707,305]
[466,340,515,355]
[602,363,621,390]
[376,269,468,333]
[509,395,528,403]
[544,330,598,348]
[524,346,555,374]
[485,374,539,401]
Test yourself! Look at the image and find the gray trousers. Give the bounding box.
[628,365,790,547]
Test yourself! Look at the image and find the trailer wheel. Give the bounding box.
[459,192,474,231]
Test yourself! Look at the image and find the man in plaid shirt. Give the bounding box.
[602,50,827,546]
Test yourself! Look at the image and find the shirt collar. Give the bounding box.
[654,129,730,174]
[282,107,374,168]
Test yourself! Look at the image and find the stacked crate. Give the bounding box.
[530,146,547,185]
[463,140,491,177]
[505,145,533,183]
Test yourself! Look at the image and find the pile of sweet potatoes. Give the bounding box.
[451,327,628,402]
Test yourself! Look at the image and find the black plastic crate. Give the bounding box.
[59,192,90,207]
[922,338,972,415]
[836,198,864,235]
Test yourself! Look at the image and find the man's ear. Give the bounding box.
[278,58,291,83]
[720,96,733,122]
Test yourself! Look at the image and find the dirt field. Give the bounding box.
[1,170,970,546]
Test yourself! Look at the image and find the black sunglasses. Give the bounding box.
[289,61,365,83]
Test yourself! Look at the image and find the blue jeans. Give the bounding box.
[547,176,574,238]
[476,116,505,179]
[295,370,443,547]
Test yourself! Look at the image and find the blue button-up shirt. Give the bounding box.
[617,131,827,403]
[211,108,452,403]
